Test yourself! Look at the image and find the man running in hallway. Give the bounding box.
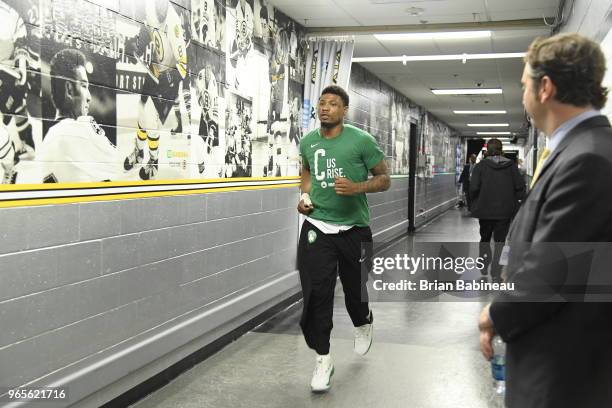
[297,85,390,392]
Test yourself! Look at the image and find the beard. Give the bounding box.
[320,118,341,129]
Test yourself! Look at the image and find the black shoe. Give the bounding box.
[139,158,158,180]
[124,145,144,170]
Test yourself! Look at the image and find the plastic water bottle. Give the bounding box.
[491,335,506,395]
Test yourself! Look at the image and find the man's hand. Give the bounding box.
[334,177,360,196]
[297,193,314,215]
[478,303,496,360]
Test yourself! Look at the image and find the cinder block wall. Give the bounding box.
[0,188,300,406]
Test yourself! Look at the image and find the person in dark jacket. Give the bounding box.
[458,154,476,210]
[470,139,526,281]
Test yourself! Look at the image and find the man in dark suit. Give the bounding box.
[458,154,476,210]
[478,33,612,408]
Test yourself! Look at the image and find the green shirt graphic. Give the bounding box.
[299,124,385,227]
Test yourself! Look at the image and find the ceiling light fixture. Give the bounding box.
[476,131,512,135]
[353,52,525,63]
[374,31,491,41]
[453,110,507,114]
[432,88,502,95]
[467,123,509,127]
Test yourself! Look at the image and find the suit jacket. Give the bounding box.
[490,115,612,408]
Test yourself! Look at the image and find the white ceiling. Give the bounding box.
[271,0,561,137]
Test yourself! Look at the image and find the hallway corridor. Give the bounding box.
[133,209,504,408]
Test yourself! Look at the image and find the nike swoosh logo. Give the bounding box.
[359,257,367,263]
[311,143,320,148]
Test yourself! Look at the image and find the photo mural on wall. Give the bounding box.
[347,63,455,177]
[346,64,411,176]
[0,0,305,186]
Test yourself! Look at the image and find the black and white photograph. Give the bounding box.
[252,0,274,51]
[36,0,119,183]
[0,0,307,185]
[189,43,226,178]
[0,0,42,184]
[224,91,252,177]
[391,93,410,175]
[116,0,192,181]
[191,0,226,52]
[226,0,255,94]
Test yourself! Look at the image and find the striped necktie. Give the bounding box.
[530,148,551,188]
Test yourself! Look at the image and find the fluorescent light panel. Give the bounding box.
[454,110,507,114]
[477,131,512,135]
[374,31,491,41]
[432,88,502,95]
[352,52,525,63]
[467,123,509,127]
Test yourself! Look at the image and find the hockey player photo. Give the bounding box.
[287,20,306,84]
[40,0,117,144]
[0,0,42,184]
[191,0,217,49]
[267,27,289,131]
[36,49,121,183]
[251,0,274,51]
[287,79,303,145]
[224,92,252,177]
[188,43,226,178]
[120,0,191,180]
[226,0,254,92]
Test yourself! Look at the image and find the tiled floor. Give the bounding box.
[133,208,504,408]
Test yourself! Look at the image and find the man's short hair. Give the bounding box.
[321,85,349,106]
[526,33,608,109]
[486,139,503,156]
[50,49,87,112]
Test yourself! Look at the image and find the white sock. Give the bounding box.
[316,353,331,364]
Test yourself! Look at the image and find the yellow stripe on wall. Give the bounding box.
[0,176,301,192]
[0,181,300,208]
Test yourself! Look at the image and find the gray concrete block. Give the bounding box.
[0,208,30,255]
[178,194,207,225]
[43,313,107,376]
[261,190,279,211]
[26,204,80,250]
[79,201,122,240]
[179,250,207,284]
[101,302,140,346]
[133,288,183,334]
[170,224,201,257]
[0,247,58,302]
[136,228,173,266]
[58,241,102,283]
[102,234,141,274]
[139,197,182,230]
[0,336,48,387]
[206,190,262,220]
[118,259,181,305]
[119,199,148,234]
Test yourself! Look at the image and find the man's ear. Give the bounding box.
[539,76,556,103]
[65,80,75,100]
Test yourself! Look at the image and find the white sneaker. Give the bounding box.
[310,354,334,392]
[354,312,373,355]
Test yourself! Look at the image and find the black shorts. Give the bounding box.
[140,70,182,123]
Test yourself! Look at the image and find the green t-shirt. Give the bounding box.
[299,123,385,227]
